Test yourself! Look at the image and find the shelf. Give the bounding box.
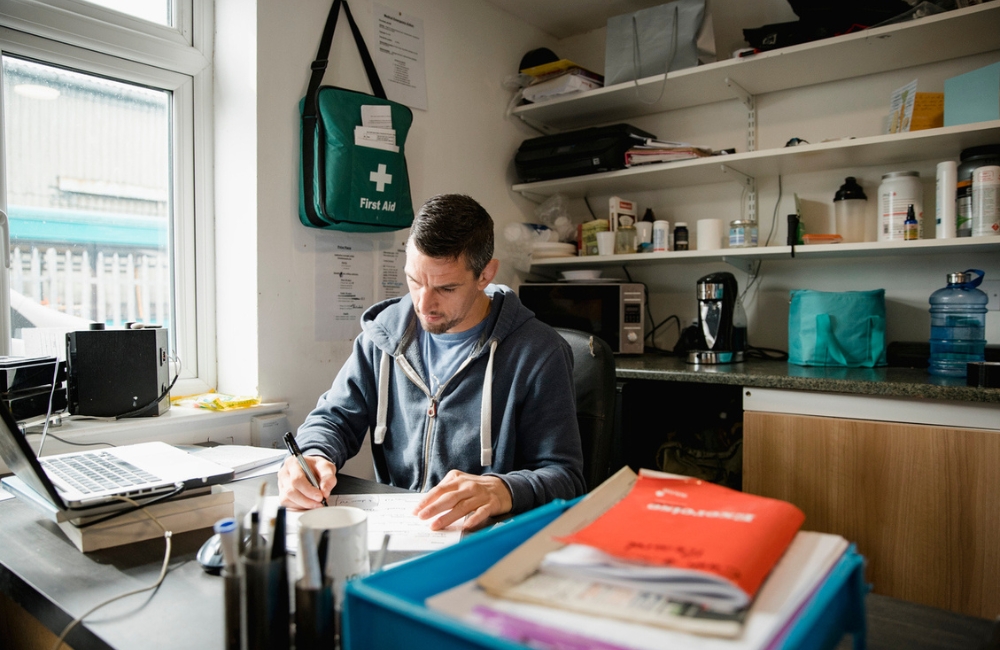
[512,120,1000,199]
[528,235,1000,271]
[512,3,1000,131]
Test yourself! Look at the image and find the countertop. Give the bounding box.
[614,355,1000,404]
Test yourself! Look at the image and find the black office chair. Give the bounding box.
[555,328,618,491]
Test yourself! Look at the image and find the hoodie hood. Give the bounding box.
[363,284,535,469]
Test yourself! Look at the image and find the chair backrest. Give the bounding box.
[555,328,617,491]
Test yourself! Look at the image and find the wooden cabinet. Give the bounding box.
[743,410,1000,618]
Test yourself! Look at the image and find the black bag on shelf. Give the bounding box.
[514,124,654,184]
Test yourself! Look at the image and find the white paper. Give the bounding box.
[315,236,374,341]
[374,3,428,111]
[361,105,393,129]
[355,125,396,146]
[259,494,462,554]
[375,243,407,302]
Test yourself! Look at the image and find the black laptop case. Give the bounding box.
[514,123,654,183]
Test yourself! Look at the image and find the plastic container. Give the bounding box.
[652,220,670,252]
[956,144,1000,237]
[833,177,869,243]
[673,222,689,251]
[878,171,923,241]
[614,223,637,254]
[928,269,988,378]
[935,161,958,238]
[972,165,1000,236]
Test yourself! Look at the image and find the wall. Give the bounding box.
[216,0,552,478]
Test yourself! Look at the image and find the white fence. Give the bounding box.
[11,246,170,327]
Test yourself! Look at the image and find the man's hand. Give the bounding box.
[278,454,338,510]
[413,470,513,531]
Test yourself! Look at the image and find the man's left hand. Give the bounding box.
[413,470,512,531]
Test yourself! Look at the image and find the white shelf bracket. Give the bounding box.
[720,164,757,223]
[725,77,756,153]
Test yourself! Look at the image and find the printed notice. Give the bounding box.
[315,236,374,341]
[374,3,428,111]
[375,242,407,302]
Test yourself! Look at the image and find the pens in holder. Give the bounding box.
[283,431,328,507]
[215,518,241,572]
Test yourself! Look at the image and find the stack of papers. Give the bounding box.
[625,139,712,166]
[355,105,398,152]
[520,59,604,104]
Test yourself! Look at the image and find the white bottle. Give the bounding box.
[652,220,670,252]
[878,171,923,241]
[972,165,1000,237]
[936,161,958,239]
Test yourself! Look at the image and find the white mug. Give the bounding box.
[298,506,370,606]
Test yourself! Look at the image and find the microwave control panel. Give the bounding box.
[620,286,645,354]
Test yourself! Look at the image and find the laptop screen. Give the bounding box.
[0,401,69,510]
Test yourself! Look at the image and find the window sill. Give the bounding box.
[11,402,288,468]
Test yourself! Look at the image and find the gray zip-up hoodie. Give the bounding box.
[296,284,586,514]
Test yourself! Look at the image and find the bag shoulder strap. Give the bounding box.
[301,0,388,228]
[306,0,386,117]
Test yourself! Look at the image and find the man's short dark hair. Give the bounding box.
[409,194,494,277]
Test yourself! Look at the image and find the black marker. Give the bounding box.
[283,431,328,507]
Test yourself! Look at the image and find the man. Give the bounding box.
[279,194,585,530]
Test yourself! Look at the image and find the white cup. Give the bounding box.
[298,506,370,606]
[634,221,653,245]
[596,231,615,256]
[696,218,724,250]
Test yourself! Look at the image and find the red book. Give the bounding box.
[555,474,805,607]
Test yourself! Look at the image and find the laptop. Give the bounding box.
[0,401,234,514]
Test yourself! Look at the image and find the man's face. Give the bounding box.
[404,241,495,334]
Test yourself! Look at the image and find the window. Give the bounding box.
[0,0,214,392]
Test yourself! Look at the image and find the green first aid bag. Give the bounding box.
[299,0,414,232]
[788,289,888,368]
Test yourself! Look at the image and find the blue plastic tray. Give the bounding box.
[343,499,867,650]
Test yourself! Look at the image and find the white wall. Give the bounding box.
[216,0,553,478]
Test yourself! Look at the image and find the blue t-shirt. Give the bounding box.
[418,318,488,395]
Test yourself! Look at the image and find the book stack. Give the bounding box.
[427,468,851,650]
[520,59,604,104]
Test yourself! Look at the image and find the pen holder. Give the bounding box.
[222,567,242,650]
[243,551,290,650]
[295,578,335,650]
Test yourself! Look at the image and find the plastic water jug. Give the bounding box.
[928,269,988,377]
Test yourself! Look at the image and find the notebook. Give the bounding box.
[0,401,234,513]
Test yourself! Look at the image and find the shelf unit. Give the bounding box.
[529,236,1000,273]
[515,4,1000,272]
[512,3,1000,131]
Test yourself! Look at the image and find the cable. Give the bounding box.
[740,174,783,304]
[68,355,182,422]
[24,432,116,448]
[35,359,62,457]
[583,196,596,219]
[52,497,174,650]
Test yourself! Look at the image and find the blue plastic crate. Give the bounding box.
[343,498,867,650]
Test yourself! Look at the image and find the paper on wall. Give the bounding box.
[373,3,428,111]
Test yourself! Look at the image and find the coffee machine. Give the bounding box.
[687,272,745,365]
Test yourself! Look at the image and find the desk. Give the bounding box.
[0,474,404,650]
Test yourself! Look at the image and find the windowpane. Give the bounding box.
[80,0,172,26]
[2,56,173,354]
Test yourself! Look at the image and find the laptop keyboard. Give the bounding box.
[43,452,163,495]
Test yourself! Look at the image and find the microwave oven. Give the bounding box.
[518,282,645,354]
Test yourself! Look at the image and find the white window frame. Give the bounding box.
[0,0,216,395]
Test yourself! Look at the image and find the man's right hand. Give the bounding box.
[278,454,338,510]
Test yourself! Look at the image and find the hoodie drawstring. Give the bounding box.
[374,349,391,444]
[479,339,498,466]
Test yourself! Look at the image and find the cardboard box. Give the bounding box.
[608,196,636,231]
[579,219,610,256]
[945,61,1000,127]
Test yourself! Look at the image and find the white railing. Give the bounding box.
[11,246,170,327]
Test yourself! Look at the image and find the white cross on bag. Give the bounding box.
[370,164,393,192]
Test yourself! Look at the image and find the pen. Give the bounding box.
[271,506,287,560]
[283,431,328,507]
[373,533,391,573]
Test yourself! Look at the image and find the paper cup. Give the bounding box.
[596,231,615,256]
[298,506,370,606]
[635,221,653,244]
[696,218,724,250]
